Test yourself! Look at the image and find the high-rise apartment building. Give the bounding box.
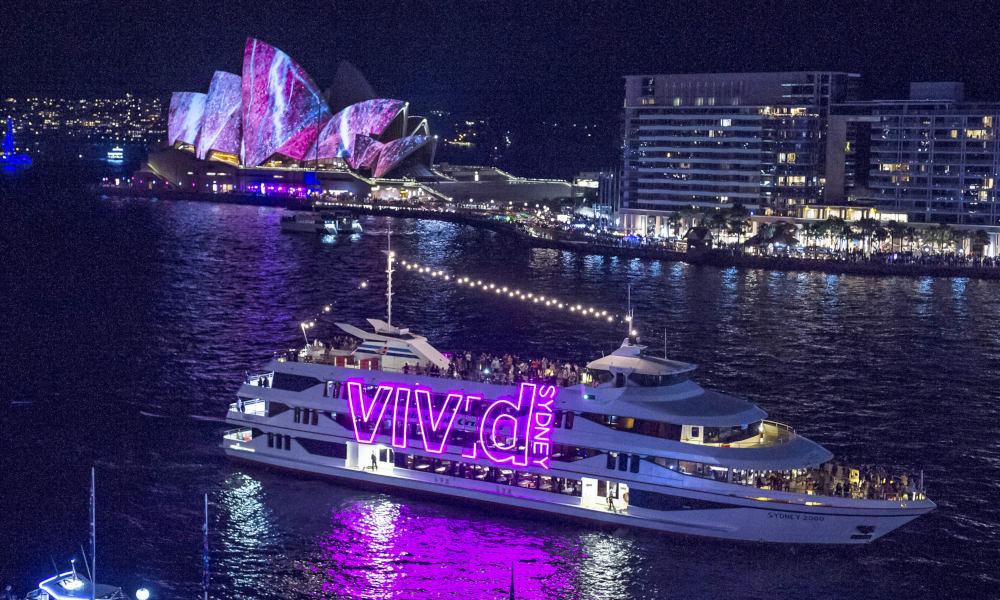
[619,72,860,235]
[830,83,1000,226]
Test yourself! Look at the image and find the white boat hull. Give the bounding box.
[223,439,931,544]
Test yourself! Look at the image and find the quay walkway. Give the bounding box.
[109,188,1000,280]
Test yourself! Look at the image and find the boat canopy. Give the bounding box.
[586,353,697,376]
[585,339,697,376]
[581,384,767,427]
[336,320,450,370]
[626,389,767,426]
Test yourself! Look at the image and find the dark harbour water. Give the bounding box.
[2,191,1000,599]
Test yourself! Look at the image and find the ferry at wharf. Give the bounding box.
[222,257,934,545]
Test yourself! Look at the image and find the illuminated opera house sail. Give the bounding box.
[150,38,435,189]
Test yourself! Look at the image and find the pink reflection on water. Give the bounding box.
[305,499,584,599]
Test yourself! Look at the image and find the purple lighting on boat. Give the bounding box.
[345,379,556,469]
[414,389,467,454]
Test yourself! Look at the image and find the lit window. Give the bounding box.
[696,97,704,106]
[720,118,732,127]
[673,97,681,106]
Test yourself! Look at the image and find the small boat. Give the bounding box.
[25,569,128,600]
[319,210,363,234]
[279,211,338,234]
[16,469,146,600]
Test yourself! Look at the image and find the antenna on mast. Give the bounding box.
[386,229,394,327]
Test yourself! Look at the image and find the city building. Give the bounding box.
[1,94,166,160]
[830,83,1000,228]
[619,71,860,235]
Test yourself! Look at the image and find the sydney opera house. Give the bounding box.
[137,38,438,197]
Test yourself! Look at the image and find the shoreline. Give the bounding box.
[107,189,1000,281]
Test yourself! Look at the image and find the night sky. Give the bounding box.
[5,1,1000,112]
[3,0,998,175]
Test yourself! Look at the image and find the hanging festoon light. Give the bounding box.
[398,258,620,323]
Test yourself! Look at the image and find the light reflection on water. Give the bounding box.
[4,199,1000,599]
[217,473,278,596]
[305,498,589,599]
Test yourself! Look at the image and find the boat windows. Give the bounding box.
[630,454,641,473]
[267,432,274,448]
[580,412,683,441]
[271,372,324,392]
[627,372,691,387]
[585,369,615,386]
[550,444,598,462]
[312,410,319,426]
[607,452,617,470]
[553,410,562,428]
[703,421,761,444]
[618,453,629,471]
[296,437,347,458]
[564,412,574,429]
[284,435,292,450]
[268,402,290,417]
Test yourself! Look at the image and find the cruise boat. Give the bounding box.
[222,272,933,545]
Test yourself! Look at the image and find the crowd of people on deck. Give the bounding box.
[734,462,920,501]
[402,351,589,387]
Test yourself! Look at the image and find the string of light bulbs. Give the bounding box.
[399,258,623,323]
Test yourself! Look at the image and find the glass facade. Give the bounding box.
[620,72,860,233]
[841,102,1000,225]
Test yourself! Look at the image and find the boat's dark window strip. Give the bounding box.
[628,488,731,511]
[268,402,290,417]
[272,372,324,392]
[627,372,691,387]
[296,437,348,458]
[581,412,683,441]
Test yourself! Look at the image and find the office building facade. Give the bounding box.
[619,71,859,235]
[831,83,1000,227]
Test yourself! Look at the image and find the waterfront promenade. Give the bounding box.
[312,199,1000,281]
[111,188,1000,280]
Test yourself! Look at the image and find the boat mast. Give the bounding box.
[89,467,96,600]
[386,229,394,327]
[203,493,209,600]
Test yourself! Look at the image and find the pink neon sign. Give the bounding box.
[345,379,556,470]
